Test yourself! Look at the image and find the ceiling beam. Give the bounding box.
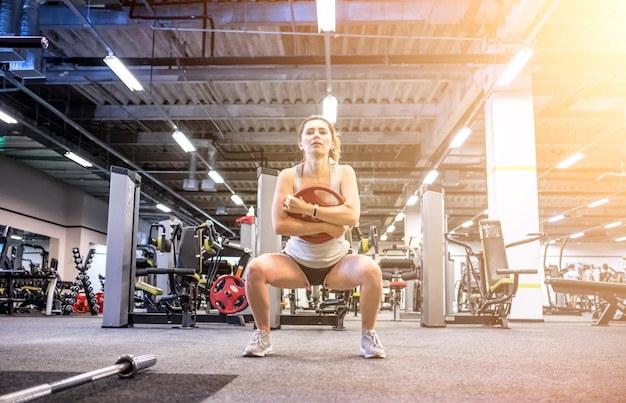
[45,54,511,68]
[42,65,478,84]
[40,1,473,27]
[92,103,439,121]
[131,131,423,145]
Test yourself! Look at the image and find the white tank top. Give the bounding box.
[283,163,350,268]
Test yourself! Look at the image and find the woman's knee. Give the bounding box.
[245,256,269,283]
[356,257,382,284]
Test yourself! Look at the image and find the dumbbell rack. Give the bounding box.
[62,248,99,315]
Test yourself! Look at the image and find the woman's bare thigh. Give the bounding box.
[248,253,309,289]
[325,254,375,290]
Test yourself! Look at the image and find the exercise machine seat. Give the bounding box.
[389,281,407,289]
[176,227,203,276]
[479,220,513,293]
[380,258,418,281]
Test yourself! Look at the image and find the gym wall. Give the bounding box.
[0,153,108,280]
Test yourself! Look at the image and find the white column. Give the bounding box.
[404,203,421,248]
[256,168,282,328]
[484,76,543,320]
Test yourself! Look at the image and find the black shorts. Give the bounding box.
[283,253,338,286]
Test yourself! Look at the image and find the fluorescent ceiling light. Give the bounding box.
[616,236,626,242]
[386,225,396,233]
[380,233,388,241]
[208,170,224,184]
[394,212,405,222]
[570,232,584,239]
[103,55,144,91]
[423,170,439,185]
[155,203,171,213]
[604,221,622,229]
[64,151,93,168]
[449,127,472,148]
[547,214,564,223]
[172,130,196,152]
[316,0,336,32]
[0,109,17,124]
[495,47,534,87]
[10,235,22,240]
[588,198,609,208]
[461,220,473,228]
[231,194,244,205]
[322,94,337,124]
[406,194,419,206]
[557,153,584,169]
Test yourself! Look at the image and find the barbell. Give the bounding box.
[0,354,157,403]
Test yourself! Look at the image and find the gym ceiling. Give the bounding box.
[0,0,625,244]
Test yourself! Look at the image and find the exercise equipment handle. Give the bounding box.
[496,269,538,275]
[0,354,157,403]
[445,233,475,255]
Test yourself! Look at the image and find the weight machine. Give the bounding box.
[419,185,540,329]
[379,244,420,321]
[0,227,60,316]
[102,166,251,329]
[445,222,542,328]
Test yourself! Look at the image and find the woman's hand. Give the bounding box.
[283,193,310,216]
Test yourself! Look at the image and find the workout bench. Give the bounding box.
[380,247,419,321]
[545,278,626,326]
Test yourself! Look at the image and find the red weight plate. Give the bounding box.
[209,275,248,314]
[288,185,345,243]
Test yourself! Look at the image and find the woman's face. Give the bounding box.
[299,118,333,155]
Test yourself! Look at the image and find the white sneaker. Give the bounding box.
[242,330,273,357]
[360,330,386,358]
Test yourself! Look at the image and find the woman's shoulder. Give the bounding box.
[336,163,356,176]
[277,165,298,181]
[280,165,298,174]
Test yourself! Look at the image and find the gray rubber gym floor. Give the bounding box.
[1,310,624,402]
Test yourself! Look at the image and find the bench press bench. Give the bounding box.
[544,278,626,326]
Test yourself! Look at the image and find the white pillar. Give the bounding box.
[404,203,421,248]
[484,76,543,320]
[256,168,282,328]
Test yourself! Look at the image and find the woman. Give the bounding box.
[242,115,385,359]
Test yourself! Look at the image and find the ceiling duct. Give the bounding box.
[0,0,23,62]
[183,151,199,191]
[201,142,218,192]
[9,0,45,78]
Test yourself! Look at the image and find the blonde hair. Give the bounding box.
[297,115,342,164]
